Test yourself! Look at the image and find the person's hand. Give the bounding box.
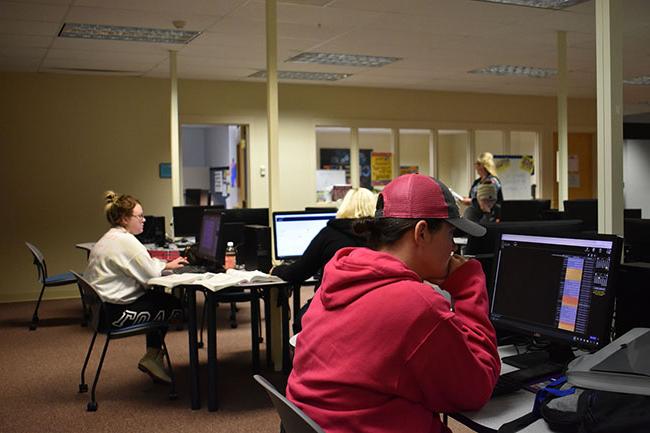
[429,254,468,286]
[461,197,472,206]
[164,256,189,270]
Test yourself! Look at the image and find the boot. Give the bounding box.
[138,347,171,384]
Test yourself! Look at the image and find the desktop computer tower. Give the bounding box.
[614,263,650,338]
[243,225,272,273]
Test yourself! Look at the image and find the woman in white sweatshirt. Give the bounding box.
[84,191,187,384]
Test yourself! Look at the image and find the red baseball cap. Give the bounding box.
[376,174,486,237]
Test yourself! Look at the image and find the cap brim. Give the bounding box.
[446,217,487,237]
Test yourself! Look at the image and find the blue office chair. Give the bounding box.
[25,242,87,330]
[71,271,177,411]
[253,374,325,433]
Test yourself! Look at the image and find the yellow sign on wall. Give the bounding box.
[371,152,392,186]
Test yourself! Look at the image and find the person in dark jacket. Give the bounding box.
[271,187,376,330]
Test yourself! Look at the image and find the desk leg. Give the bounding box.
[206,291,218,411]
[250,288,260,373]
[264,289,272,368]
[186,288,201,410]
[292,283,301,334]
[281,285,291,374]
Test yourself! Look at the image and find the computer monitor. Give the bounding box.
[490,232,622,366]
[563,199,598,232]
[172,205,224,238]
[500,199,550,222]
[272,211,337,260]
[195,210,223,264]
[464,219,585,256]
[135,215,166,246]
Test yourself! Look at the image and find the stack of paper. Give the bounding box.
[147,269,283,292]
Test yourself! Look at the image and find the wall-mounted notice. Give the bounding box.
[494,155,534,200]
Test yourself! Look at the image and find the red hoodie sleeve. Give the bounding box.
[397,259,500,413]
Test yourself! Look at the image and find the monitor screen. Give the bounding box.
[196,210,222,263]
[172,205,224,238]
[135,215,165,245]
[490,232,622,352]
[273,211,337,260]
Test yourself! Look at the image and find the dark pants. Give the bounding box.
[105,290,182,349]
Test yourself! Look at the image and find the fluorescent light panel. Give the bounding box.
[469,64,557,78]
[59,23,200,44]
[471,0,590,9]
[287,52,401,68]
[624,76,650,86]
[249,70,351,81]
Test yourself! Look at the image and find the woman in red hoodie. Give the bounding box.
[287,174,500,433]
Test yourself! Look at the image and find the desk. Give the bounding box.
[290,277,318,334]
[450,346,553,433]
[75,242,95,259]
[184,280,293,411]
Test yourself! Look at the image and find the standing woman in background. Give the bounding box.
[462,152,504,210]
[84,191,188,384]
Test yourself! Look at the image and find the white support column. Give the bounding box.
[350,127,360,188]
[265,0,282,371]
[595,0,624,235]
[429,129,438,178]
[391,128,400,179]
[557,31,569,211]
[169,50,181,207]
[468,130,476,188]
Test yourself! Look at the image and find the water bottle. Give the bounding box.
[224,241,236,270]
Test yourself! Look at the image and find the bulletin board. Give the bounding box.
[494,155,534,200]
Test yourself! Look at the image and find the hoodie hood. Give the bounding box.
[319,247,421,310]
[326,218,365,243]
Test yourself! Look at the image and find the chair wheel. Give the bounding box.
[197,342,204,349]
[29,323,37,331]
[87,401,98,412]
[79,384,88,393]
[230,322,238,329]
[169,392,178,400]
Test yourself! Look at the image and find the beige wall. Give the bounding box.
[1,71,597,302]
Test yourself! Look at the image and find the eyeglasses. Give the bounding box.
[131,214,145,221]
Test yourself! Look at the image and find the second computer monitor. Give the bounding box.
[196,210,223,264]
[272,211,337,260]
[172,205,224,238]
[490,232,622,355]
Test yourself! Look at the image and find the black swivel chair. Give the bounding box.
[254,375,326,433]
[25,242,87,330]
[71,271,177,411]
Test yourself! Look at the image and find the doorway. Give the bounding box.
[180,124,248,208]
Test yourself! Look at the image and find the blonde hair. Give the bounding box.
[104,190,140,227]
[476,152,497,176]
[336,188,377,219]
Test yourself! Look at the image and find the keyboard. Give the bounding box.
[491,374,522,397]
[173,265,208,274]
[492,361,565,397]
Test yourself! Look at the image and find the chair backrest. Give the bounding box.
[25,242,47,283]
[71,271,104,331]
[253,375,325,433]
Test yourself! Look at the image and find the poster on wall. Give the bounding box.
[371,152,393,186]
[400,165,419,175]
[320,148,372,189]
[494,155,534,200]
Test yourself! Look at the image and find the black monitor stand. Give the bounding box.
[502,342,575,369]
